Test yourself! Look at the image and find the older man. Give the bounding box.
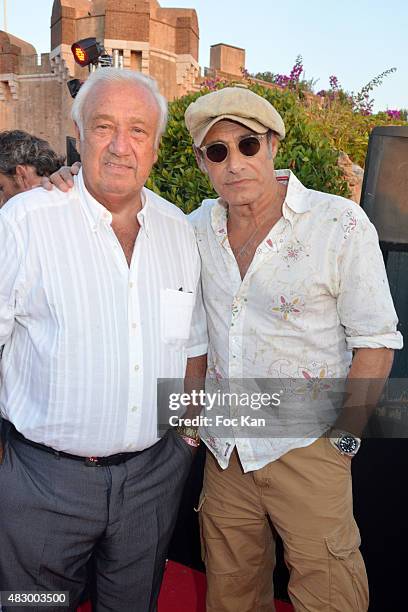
[0,69,207,612]
[0,130,63,206]
[184,87,402,612]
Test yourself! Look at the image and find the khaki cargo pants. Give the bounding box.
[198,438,368,612]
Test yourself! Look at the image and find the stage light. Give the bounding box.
[71,38,104,68]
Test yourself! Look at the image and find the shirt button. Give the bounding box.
[134,364,139,372]
[129,282,134,288]
[131,406,138,412]
[132,323,137,329]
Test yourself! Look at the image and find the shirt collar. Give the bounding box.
[277,169,311,225]
[210,169,311,234]
[75,168,150,235]
[136,189,151,237]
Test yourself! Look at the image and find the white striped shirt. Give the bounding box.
[0,170,207,456]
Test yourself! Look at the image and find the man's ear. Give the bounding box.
[14,165,32,190]
[270,135,279,160]
[193,145,208,174]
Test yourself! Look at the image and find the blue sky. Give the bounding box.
[3,0,407,112]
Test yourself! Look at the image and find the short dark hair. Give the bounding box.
[0,130,64,177]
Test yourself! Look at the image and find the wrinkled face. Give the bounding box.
[197,120,278,208]
[0,173,21,207]
[76,80,160,206]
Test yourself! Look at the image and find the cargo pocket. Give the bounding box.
[194,492,207,563]
[325,521,369,610]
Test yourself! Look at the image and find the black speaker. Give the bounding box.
[66,136,81,167]
[355,125,408,612]
[360,126,408,249]
[360,125,408,378]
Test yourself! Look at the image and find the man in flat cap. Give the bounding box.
[184,86,402,612]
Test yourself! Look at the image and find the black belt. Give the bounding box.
[9,424,157,467]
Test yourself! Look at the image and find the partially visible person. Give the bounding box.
[0,130,63,206]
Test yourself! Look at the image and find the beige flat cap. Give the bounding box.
[185,86,286,146]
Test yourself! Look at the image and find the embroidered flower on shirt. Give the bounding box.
[294,366,333,400]
[342,209,358,239]
[282,241,305,264]
[272,295,304,320]
[207,363,223,381]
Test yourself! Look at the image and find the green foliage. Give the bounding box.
[252,71,277,84]
[147,85,350,213]
[251,59,406,167]
[146,93,216,213]
[250,84,349,196]
[305,97,405,167]
[351,67,396,115]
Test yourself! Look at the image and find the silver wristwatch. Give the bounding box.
[329,429,361,457]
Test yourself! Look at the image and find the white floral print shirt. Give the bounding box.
[189,170,403,472]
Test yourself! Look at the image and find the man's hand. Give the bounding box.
[177,354,207,457]
[41,162,81,192]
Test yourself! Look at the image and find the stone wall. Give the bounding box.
[209,43,245,77]
[0,0,200,155]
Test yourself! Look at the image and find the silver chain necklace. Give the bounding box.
[230,210,280,260]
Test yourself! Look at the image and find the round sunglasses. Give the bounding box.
[198,132,269,164]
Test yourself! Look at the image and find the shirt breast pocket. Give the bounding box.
[160,288,195,347]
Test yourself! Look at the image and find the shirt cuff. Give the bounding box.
[185,343,208,358]
[346,331,403,350]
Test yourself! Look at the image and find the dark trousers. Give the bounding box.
[0,426,193,612]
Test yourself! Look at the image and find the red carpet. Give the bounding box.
[77,560,293,611]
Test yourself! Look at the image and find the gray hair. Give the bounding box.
[0,130,64,176]
[71,68,168,148]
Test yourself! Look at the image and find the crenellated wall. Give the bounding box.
[0,0,201,155]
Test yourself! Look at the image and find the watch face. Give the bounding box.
[338,435,358,454]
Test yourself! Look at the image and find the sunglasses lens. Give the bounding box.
[239,136,261,157]
[205,143,228,163]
